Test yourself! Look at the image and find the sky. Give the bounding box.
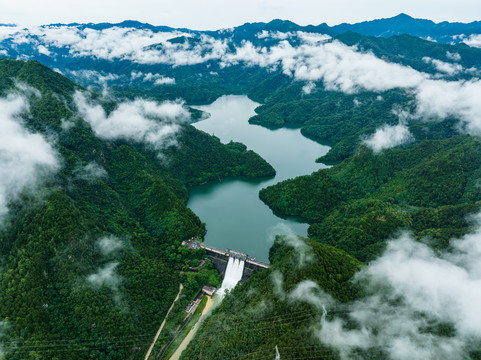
[2,0,481,30]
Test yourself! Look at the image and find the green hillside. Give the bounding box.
[260,135,481,261]
[0,59,274,360]
[2,20,481,359]
[180,237,361,360]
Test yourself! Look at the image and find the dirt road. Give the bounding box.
[144,283,183,360]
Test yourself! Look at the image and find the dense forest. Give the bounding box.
[180,237,361,360]
[1,14,481,359]
[260,136,481,261]
[0,59,273,359]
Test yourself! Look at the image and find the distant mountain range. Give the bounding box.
[330,13,481,41]
[37,14,481,43]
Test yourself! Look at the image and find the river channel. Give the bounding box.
[187,95,329,263]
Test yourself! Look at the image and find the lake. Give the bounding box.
[187,95,329,263]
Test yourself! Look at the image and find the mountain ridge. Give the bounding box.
[26,13,481,43]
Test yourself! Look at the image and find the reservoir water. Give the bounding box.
[187,95,330,263]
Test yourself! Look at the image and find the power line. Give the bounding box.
[4,333,157,349]
[2,306,349,356]
[10,341,153,354]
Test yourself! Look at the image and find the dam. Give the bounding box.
[200,243,270,284]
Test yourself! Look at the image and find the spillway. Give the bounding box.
[218,256,245,296]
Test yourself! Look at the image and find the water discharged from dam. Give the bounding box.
[171,256,246,359]
[218,257,245,295]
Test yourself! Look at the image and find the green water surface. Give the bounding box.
[188,95,330,263]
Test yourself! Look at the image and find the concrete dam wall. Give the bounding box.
[200,244,269,283]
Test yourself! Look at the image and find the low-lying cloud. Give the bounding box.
[154,76,175,85]
[446,51,462,61]
[288,280,334,310]
[68,69,120,85]
[423,56,463,76]
[302,81,316,95]
[74,91,190,149]
[268,223,314,267]
[463,34,481,48]
[267,216,481,359]
[363,123,413,153]
[3,25,481,142]
[414,79,481,134]
[85,236,132,307]
[0,93,59,223]
[130,71,175,85]
[314,229,481,359]
[97,235,126,256]
[87,261,121,290]
[73,161,107,182]
[0,321,8,357]
[271,270,335,310]
[365,77,481,151]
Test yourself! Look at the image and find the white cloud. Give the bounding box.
[0,321,10,358]
[363,123,413,153]
[463,34,481,48]
[302,81,316,94]
[37,26,184,61]
[423,56,463,75]
[87,261,121,290]
[132,33,230,66]
[74,161,107,182]
[74,91,190,149]
[256,30,270,39]
[296,31,331,44]
[268,223,314,266]
[271,270,286,300]
[3,25,481,138]
[130,71,143,80]
[268,214,481,359]
[446,51,461,61]
[36,44,50,56]
[68,69,120,84]
[0,25,21,41]
[0,25,422,89]
[0,94,59,223]
[414,79,481,134]
[142,72,156,82]
[221,39,426,93]
[130,71,175,85]
[60,118,74,131]
[288,280,334,309]
[317,230,481,359]
[256,30,292,40]
[97,235,124,256]
[154,76,175,85]
[271,269,335,315]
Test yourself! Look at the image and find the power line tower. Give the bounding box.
[275,345,281,360]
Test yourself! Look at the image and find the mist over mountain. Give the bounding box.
[1,12,481,360]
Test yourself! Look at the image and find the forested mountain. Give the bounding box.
[331,13,481,42]
[2,13,481,360]
[0,59,273,359]
[181,238,362,360]
[260,135,481,261]
[1,14,481,105]
[2,16,481,165]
